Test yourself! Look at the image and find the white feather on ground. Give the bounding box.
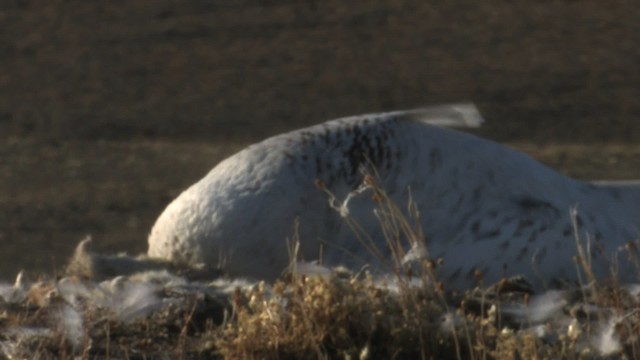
[148,104,640,290]
[0,268,257,358]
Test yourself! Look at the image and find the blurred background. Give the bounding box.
[1,0,639,280]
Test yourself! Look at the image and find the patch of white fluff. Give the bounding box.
[127,269,187,287]
[207,277,259,295]
[0,271,27,304]
[438,311,465,334]
[626,283,640,297]
[0,282,19,303]
[520,324,553,341]
[58,304,84,349]
[373,275,424,294]
[291,261,334,278]
[57,277,92,308]
[57,271,172,323]
[502,290,568,324]
[93,276,163,323]
[0,327,53,358]
[401,243,429,266]
[595,317,622,356]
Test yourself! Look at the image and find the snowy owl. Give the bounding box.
[148,104,640,290]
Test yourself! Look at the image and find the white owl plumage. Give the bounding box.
[148,104,640,290]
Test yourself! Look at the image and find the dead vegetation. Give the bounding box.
[3,260,640,359]
[215,275,447,359]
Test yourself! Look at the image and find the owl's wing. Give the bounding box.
[406,102,485,128]
[336,103,484,128]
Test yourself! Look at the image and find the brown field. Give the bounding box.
[1,0,639,282]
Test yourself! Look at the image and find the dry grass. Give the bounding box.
[215,275,442,359]
[2,258,640,359]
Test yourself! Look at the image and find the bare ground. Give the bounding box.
[0,1,639,142]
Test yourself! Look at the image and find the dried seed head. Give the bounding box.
[405,267,413,278]
[363,174,375,187]
[425,259,435,270]
[497,278,508,293]
[232,287,244,309]
[500,327,513,336]
[567,319,581,340]
[626,241,637,253]
[314,179,326,189]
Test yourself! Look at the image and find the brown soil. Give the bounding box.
[0,1,639,142]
